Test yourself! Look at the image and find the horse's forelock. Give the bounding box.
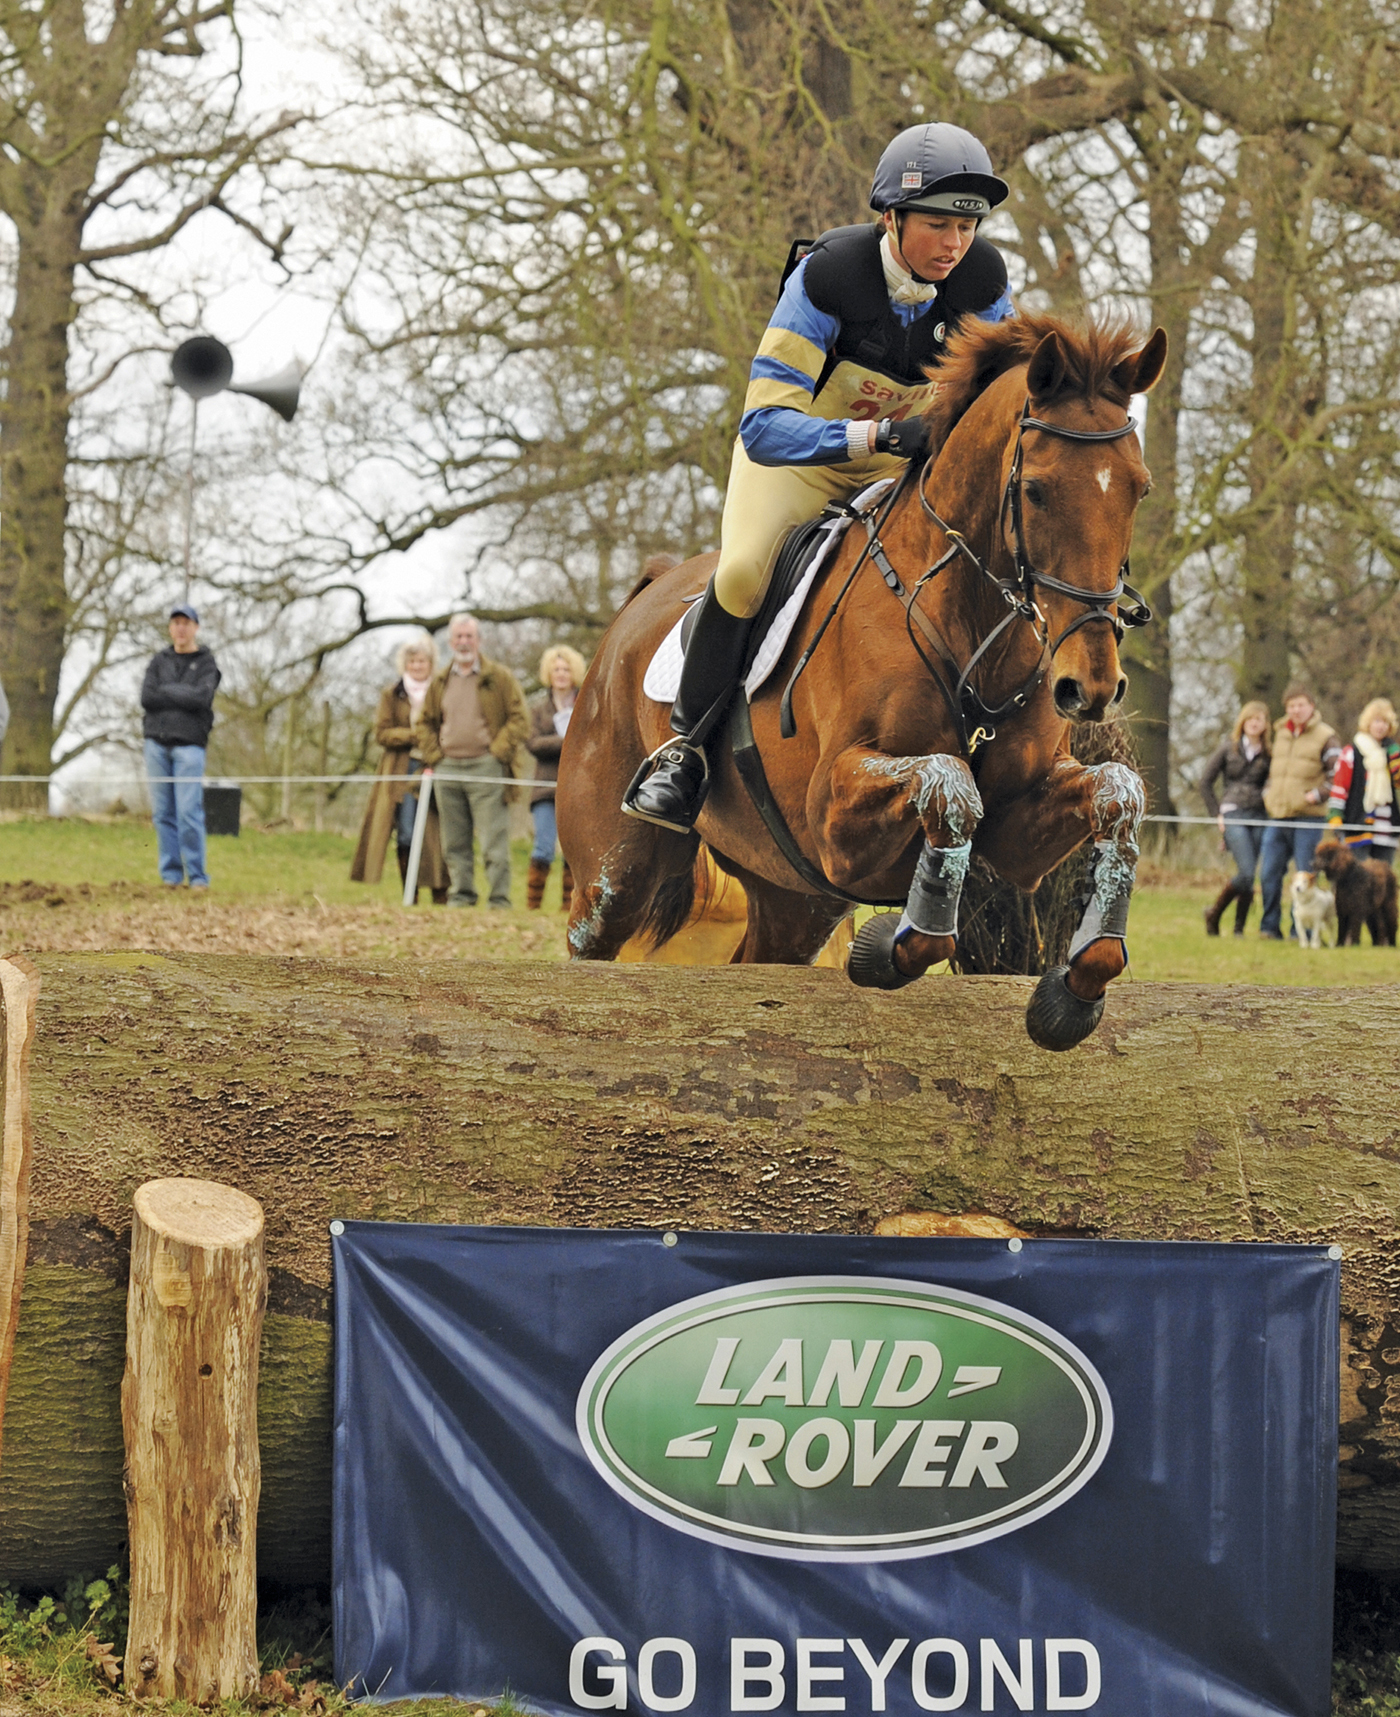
[923,313,1144,443]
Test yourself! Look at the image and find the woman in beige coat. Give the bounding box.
[350,635,450,901]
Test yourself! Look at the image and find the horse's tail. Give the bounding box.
[617,551,683,611]
[635,833,707,950]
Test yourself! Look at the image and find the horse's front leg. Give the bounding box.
[810,748,983,990]
[980,756,1145,1049]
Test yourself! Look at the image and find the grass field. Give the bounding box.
[1,813,1396,1717]
[1,813,1397,982]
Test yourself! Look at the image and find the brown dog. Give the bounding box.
[1311,838,1399,946]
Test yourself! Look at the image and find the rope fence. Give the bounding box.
[0,774,1388,837]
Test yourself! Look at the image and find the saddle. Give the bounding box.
[642,481,894,708]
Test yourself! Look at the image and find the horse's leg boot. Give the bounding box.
[560,862,574,914]
[526,857,551,909]
[624,584,752,833]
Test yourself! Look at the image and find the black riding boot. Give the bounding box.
[623,583,752,833]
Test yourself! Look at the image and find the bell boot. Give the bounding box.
[1203,880,1238,936]
[526,857,551,910]
[623,581,753,833]
[560,862,574,915]
[1232,885,1254,936]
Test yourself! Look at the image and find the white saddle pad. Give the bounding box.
[642,479,896,704]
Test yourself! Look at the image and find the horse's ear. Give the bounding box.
[1112,326,1169,396]
[1026,331,1067,400]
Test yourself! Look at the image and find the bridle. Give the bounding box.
[896,397,1152,755]
[997,403,1152,652]
[778,396,1155,760]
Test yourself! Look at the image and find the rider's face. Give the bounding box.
[884,210,978,281]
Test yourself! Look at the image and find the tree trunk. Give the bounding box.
[3,953,1399,1584]
[0,956,40,1471]
[0,213,82,808]
[123,1179,264,1702]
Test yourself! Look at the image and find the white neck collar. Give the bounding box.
[880,232,941,306]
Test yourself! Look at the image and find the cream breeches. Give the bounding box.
[713,439,904,618]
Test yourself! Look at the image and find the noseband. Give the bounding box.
[1000,404,1152,653]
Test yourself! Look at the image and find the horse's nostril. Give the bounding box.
[1111,676,1128,706]
[1054,677,1085,715]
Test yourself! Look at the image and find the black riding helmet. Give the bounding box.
[870,123,1009,221]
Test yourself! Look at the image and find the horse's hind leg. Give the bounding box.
[567,822,699,961]
[716,858,849,965]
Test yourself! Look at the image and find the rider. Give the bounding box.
[624,121,1014,833]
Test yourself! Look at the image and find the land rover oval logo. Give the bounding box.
[576,1276,1111,1562]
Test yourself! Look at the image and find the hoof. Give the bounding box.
[1026,963,1105,1051]
[847,913,917,991]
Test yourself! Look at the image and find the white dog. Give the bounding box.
[1290,870,1336,948]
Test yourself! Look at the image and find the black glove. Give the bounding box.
[875,416,933,461]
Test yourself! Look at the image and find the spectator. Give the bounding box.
[350,634,450,904]
[1198,700,1271,936]
[1257,684,1341,940]
[525,644,586,912]
[141,603,220,890]
[1328,697,1400,866]
[414,613,528,909]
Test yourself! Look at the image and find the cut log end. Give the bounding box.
[132,1178,263,1251]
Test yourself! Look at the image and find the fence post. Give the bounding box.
[0,955,40,1474]
[315,700,331,833]
[122,1178,266,1701]
[280,698,297,826]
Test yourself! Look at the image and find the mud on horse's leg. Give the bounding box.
[846,754,983,990]
[1026,760,1145,1050]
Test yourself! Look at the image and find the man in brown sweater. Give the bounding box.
[414,614,529,908]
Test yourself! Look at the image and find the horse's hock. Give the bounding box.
[2,952,1397,1584]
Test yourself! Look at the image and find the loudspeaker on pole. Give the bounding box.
[170,337,301,422]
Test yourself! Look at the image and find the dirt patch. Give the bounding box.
[0,891,570,961]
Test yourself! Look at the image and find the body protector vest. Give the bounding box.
[800,223,1009,428]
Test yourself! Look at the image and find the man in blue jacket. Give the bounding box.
[625,121,1014,832]
[141,603,221,889]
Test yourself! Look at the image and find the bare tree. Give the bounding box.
[0,0,303,805]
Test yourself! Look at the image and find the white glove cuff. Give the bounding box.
[846,419,873,459]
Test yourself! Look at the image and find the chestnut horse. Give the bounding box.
[557,314,1168,1049]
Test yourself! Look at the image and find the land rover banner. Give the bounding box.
[331,1225,1337,1716]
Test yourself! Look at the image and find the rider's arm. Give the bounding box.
[738,258,860,468]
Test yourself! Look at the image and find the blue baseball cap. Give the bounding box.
[169,603,200,623]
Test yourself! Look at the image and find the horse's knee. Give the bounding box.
[1087,761,1146,845]
[857,752,983,841]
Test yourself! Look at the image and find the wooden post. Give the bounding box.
[0,955,39,1474]
[314,699,330,834]
[280,698,297,826]
[122,1178,266,1702]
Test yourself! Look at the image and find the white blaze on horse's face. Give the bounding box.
[1096,467,1111,494]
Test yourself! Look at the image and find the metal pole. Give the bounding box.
[402,770,434,906]
[182,398,199,601]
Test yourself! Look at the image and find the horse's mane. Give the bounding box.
[924,313,1143,445]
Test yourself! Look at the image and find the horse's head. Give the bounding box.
[1007,324,1168,721]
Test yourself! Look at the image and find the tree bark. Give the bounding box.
[0,217,83,807]
[0,956,40,1470]
[3,953,1399,1583]
[122,1179,264,1702]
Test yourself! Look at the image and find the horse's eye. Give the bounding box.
[1024,479,1047,509]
